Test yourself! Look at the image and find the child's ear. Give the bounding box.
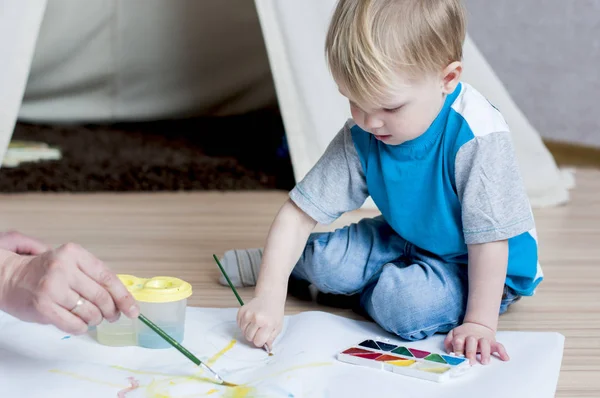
[441,61,462,94]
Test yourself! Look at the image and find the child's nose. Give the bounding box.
[364,114,384,130]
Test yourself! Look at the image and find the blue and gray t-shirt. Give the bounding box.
[289,82,542,296]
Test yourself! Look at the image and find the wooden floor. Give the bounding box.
[0,168,598,397]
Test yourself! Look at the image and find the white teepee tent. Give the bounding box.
[1,0,573,207]
[0,0,47,166]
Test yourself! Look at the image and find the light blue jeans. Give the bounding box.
[291,216,521,341]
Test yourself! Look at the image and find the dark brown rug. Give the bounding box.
[0,108,296,193]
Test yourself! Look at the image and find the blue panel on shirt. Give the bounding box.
[350,83,540,295]
[507,232,540,294]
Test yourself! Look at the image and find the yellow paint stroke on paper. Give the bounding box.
[53,360,331,394]
[206,339,237,367]
[139,360,330,397]
[112,366,177,378]
[49,340,331,397]
[142,340,240,398]
[137,338,237,392]
[251,362,332,384]
[222,385,253,398]
[49,340,240,396]
[115,366,217,386]
[145,377,255,398]
[48,369,126,389]
[145,384,171,398]
[146,378,194,397]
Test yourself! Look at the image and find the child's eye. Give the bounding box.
[383,105,403,113]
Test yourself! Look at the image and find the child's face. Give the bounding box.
[339,72,448,146]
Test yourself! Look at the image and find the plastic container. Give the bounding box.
[95,274,192,348]
[96,275,139,346]
[133,276,193,349]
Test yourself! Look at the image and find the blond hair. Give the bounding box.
[325,0,466,108]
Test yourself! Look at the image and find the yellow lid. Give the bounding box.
[118,275,141,292]
[117,274,192,303]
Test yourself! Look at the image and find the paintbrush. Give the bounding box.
[137,314,233,386]
[212,254,272,355]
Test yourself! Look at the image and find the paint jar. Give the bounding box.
[134,276,193,349]
[96,275,140,347]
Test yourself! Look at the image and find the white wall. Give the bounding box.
[465,1,599,148]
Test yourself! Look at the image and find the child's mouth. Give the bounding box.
[375,135,392,141]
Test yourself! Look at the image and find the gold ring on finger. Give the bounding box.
[70,298,85,313]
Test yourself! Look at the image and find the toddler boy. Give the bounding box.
[219,0,540,365]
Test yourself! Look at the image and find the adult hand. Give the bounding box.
[0,241,139,335]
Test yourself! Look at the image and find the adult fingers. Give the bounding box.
[34,298,88,335]
[68,297,104,327]
[51,286,104,328]
[59,243,138,318]
[465,336,478,364]
[0,231,50,255]
[479,338,491,365]
[70,272,119,322]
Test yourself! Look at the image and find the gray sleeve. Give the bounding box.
[455,131,534,244]
[289,120,368,224]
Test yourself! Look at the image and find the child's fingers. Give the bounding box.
[478,338,491,365]
[266,328,280,351]
[451,336,465,356]
[492,342,510,361]
[240,317,251,337]
[238,306,257,333]
[465,336,478,364]
[252,325,272,348]
[238,320,249,336]
[236,307,246,329]
[444,330,454,353]
[244,322,260,344]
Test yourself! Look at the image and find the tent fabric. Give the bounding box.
[0,0,47,165]
[16,0,275,122]
[1,1,573,207]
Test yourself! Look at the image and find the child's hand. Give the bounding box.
[237,294,284,351]
[444,322,509,365]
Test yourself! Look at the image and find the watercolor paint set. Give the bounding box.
[336,339,471,382]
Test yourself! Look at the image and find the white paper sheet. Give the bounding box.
[0,308,564,397]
